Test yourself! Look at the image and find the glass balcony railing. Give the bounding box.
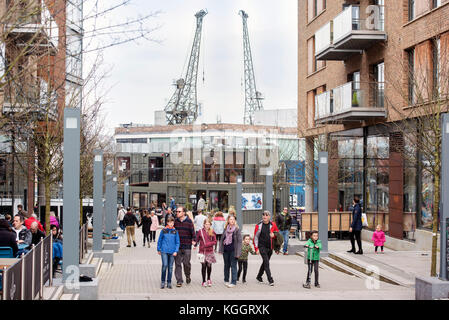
[315,5,386,60]
[315,81,386,122]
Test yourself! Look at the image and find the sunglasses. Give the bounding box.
[176,210,183,213]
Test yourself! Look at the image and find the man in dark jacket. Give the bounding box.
[253,211,279,286]
[174,206,195,287]
[123,208,139,247]
[30,221,46,246]
[348,197,363,254]
[0,219,18,257]
[275,207,292,255]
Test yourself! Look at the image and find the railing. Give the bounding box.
[333,5,385,44]
[315,21,332,54]
[1,234,53,300]
[79,223,88,263]
[315,81,385,120]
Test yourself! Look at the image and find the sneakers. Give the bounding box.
[381,250,384,254]
[148,243,151,248]
[202,282,207,287]
[176,283,182,288]
[256,276,263,283]
[303,282,311,289]
[283,251,288,255]
[207,280,212,287]
[143,243,146,247]
[227,283,235,288]
[224,282,230,286]
[242,280,246,284]
[315,284,320,288]
[160,283,165,289]
[167,283,172,289]
[186,277,191,284]
[269,281,274,286]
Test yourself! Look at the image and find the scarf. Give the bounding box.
[223,225,236,246]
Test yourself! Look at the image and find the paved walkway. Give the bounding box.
[97,226,414,300]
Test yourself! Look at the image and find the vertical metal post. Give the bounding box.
[3,267,7,300]
[21,253,25,300]
[112,174,118,231]
[124,179,129,209]
[93,150,103,251]
[440,113,449,281]
[236,176,243,228]
[105,166,113,236]
[265,170,273,214]
[49,235,53,287]
[318,152,328,255]
[62,108,80,283]
[31,244,35,300]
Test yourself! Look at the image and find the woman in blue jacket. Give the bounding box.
[157,216,180,289]
[348,197,363,254]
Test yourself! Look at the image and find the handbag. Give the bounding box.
[361,213,369,227]
[197,230,206,263]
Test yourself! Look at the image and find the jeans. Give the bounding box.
[306,260,319,285]
[237,260,248,282]
[174,249,192,284]
[350,230,362,251]
[161,253,175,284]
[257,246,273,283]
[119,220,125,231]
[280,229,290,253]
[126,226,136,246]
[223,250,238,285]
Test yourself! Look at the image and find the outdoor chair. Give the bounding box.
[0,247,14,258]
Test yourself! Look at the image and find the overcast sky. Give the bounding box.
[92,0,298,134]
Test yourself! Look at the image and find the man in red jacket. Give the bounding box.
[253,211,279,286]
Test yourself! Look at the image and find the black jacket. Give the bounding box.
[351,203,363,231]
[276,213,292,231]
[0,227,19,257]
[31,229,46,246]
[139,216,152,234]
[123,212,138,227]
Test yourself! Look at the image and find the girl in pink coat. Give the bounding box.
[372,225,386,253]
[150,211,160,243]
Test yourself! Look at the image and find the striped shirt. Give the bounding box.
[174,216,195,250]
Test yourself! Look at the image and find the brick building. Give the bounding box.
[298,0,449,239]
[0,0,83,216]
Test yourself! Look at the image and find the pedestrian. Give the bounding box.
[237,235,256,284]
[195,219,217,287]
[157,216,180,289]
[160,202,167,224]
[194,210,207,234]
[212,211,225,252]
[150,210,159,242]
[275,207,292,255]
[347,197,363,254]
[174,206,195,287]
[4,214,12,227]
[124,207,139,247]
[170,197,177,211]
[197,196,206,213]
[117,205,126,231]
[0,219,18,257]
[16,204,27,219]
[139,210,152,247]
[50,212,60,229]
[253,210,279,286]
[12,215,31,256]
[218,215,242,288]
[164,208,174,226]
[303,230,322,289]
[372,224,386,254]
[30,221,46,246]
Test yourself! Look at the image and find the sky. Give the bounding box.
[89,0,298,135]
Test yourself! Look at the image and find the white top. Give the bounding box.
[194,214,208,232]
[197,198,206,211]
[117,209,126,221]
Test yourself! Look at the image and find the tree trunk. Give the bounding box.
[431,171,441,277]
[44,177,51,236]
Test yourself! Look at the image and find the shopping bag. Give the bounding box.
[361,213,369,227]
[197,252,205,263]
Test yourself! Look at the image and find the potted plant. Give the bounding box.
[352,91,359,107]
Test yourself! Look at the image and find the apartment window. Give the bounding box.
[409,0,434,21]
[432,38,440,97]
[308,0,326,22]
[433,0,442,9]
[408,48,415,105]
[408,0,415,20]
[307,90,315,127]
[307,37,325,75]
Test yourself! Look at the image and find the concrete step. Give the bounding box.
[49,285,64,300]
[82,251,94,265]
[329,252,414,288]
[60,293,79,300]
[91,257,103,277]
[97,262,112,278]
[295,252,333,271]
[320,256,371,280]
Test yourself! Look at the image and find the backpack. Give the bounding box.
[273,231,284,252]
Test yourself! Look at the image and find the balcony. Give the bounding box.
[7,0,59,50]
[315,81,386,124]
[315,5,386,61]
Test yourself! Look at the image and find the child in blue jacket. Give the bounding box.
[157,216,180,289]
